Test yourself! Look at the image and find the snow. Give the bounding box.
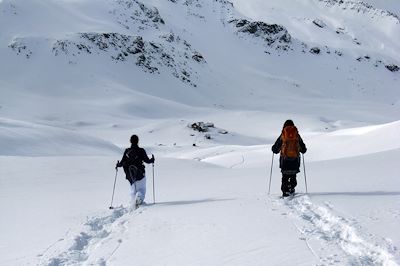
[0,0,399,265]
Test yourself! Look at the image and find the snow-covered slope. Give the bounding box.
[1,0,399,154]
[0,0,399,265]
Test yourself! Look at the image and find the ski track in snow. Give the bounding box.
[273,195,398,265]
[40,206,145,266]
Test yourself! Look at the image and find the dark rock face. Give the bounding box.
[137,2,165,24]
[6,0,398,90]
[3,0,212,86]
[192,51,205,63]
[386,64,399,72]
[50,31,205,85]
[336,27,345,34]
[356,55,371,62]
[310,47,321,54]
[335,50,343,56]
[113,0,165,30]
[8,40,32,58]
[353,38,361,45]
[216,0,234,7]
[52,33,158,72]
[229,19,291,50]
[49,1,205,86]
[172,0,233,6]
[312,19,326,28]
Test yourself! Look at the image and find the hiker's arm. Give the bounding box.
[271,136,282,154]
[142,149,155,164]
[299,135,307,154]
[116,150,127,168]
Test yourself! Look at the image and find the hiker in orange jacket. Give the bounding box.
[271,120,307,197]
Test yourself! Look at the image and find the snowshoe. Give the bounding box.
[135,196,143,208]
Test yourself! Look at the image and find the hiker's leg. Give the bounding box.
[281,174,290,194]
[289,175,297,193]
[135,177,147,202]
[130,182,137,203]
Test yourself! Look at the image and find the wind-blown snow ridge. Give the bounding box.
[317,0,400,23]
[0,118,121,156]
[283,195,398,265]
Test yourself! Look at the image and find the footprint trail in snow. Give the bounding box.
[39,206,145,266]
[273,195,398,265]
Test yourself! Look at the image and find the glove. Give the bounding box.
[115,160,121,169]
[301,147,307,154]
[151,154,155,163]
[271,146,279,154]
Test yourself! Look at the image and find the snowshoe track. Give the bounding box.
[40,206,145,266]
[278,195,398,265]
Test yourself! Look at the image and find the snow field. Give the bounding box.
[0,0,399,265]
[1,138,399,265]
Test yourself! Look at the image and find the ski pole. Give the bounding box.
[268,153,274,195]
[152,161,156,204]
[109,165,119,209]
[302,154,308,194]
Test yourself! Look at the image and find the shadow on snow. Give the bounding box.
[308,191,400,197]
[154,198,236,206]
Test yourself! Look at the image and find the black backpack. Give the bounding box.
[123,148,144,183]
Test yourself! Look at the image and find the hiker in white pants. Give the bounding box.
[116,135,155,206]
[130,177,146,204]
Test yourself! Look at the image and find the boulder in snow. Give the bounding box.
[189,122,214,132]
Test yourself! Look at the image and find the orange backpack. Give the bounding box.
[281,126,300,158]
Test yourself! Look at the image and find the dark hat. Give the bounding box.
[283,119,295,128]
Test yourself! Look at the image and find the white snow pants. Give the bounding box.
[130,177,146,203]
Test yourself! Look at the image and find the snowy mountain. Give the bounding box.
[0,0,399,265]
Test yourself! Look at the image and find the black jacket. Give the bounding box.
[117,145,154,182]
[271,134,307,175]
